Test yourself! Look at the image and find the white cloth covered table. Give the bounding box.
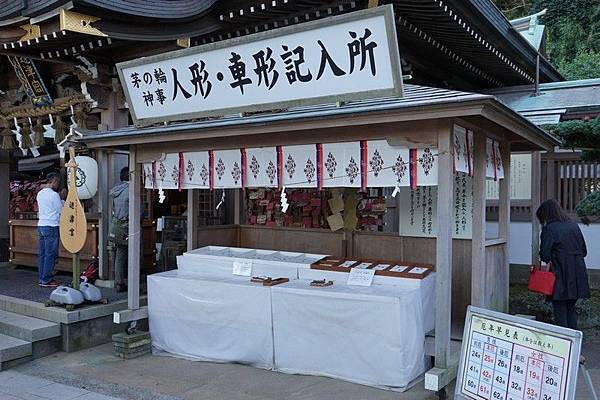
[147,270,275,368]
[147,265,436,391]
[299,269,436,333]
[177,246,326,279]
[271,280,429,391]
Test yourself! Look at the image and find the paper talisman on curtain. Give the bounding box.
[155,153,180,190]
[246,147,278,188]
[416,147,438,186]
[454,125,473,175]
[182,151,210,189]
[282,144,317,188]
[143,163,153,189]
[366,140,411,187]
[493,140,504,179]
[399,173,473,239]
[213,149,242,188]
[321,142,361,187]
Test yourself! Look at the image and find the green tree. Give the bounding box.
[494,0,600,79]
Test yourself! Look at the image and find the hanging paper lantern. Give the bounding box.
[67,155,98,200]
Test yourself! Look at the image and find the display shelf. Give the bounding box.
[311,256,434,279]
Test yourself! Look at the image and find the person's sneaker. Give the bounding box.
[40,280,60,288]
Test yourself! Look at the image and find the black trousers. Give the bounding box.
[552,299,578,329]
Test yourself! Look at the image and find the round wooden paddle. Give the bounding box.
[60,147,87,254]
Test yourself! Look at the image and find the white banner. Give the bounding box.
[117,6,402,126]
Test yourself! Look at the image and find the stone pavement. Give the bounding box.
[3,342,599,400]
[0,370,119,400]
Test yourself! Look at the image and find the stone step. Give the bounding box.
[0,310,60,342]
[0,333,31,363]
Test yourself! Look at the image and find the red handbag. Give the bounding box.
[528,263,556,296]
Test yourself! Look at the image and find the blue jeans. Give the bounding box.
[38,226,59,284]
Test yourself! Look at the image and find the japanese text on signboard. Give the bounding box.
[118,6,401,126]
[457,308,581,400]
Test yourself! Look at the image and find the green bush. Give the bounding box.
[576,191,600,222]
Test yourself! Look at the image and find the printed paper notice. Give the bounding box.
[457,308,580,400]
[232,260,252,276]
[347,268,375,286]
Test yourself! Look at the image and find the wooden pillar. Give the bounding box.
[498,141,511,312]
[0,153,9,262]
[531,151,542,265]
[187,189,199,251]
[434,124,454,369]
[127,146,141,310]
[545,154,555,201]
[234,189,241,225]
[471,132,487,308]
[97,150,110,280]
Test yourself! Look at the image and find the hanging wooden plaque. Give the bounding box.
[60,148,87,254]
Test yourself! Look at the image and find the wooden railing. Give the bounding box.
[542,152,600,217]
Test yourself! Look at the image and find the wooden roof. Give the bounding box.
[80,84,561,151]
[0,0,563,90]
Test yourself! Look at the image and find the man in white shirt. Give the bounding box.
[36,172,65,287]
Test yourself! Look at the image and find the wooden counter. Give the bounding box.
[9,218,156,272]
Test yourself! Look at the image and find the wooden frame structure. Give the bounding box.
[85,88,559,392]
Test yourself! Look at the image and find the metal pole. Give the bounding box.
[581,358,599,400]
[72,252,80,290]
[534,54,540,96]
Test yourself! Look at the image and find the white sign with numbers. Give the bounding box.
[456,306,582,400]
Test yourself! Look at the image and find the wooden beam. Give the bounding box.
[187,189,199,251]
[96,149,110,280]
[86,103,487,148]
[434,122,454,369]
[498,140,511,312]
[127,146,141,310]
[113,306,148,324]
[471,131,487,308]
[531,151,542,265]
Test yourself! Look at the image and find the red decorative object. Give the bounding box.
[276,145,283,190]
[466,129,473,177]
[316,143,323,191]
[409,148,418,190]
[528,264,555,296]
[151,161,157,190]
[240,148,247,189]
[209,150,214,190]
[10,180,44,219]
[178,152,184,191]
[360,140,368,191]
[491,139,498,181]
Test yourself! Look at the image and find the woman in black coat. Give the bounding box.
[537,199,590,329]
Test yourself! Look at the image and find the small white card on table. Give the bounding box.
[347,268,375,286]
[232,260,253,276]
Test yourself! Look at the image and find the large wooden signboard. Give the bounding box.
[456,306,582,400]
[117,5,402,126]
